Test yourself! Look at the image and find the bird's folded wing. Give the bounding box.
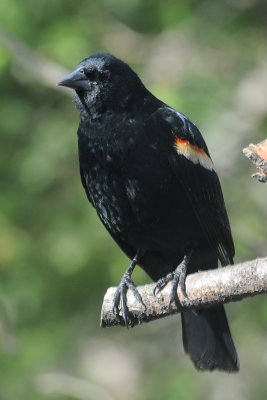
[160,107,235,266]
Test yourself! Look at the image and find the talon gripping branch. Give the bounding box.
[58,53,239,372]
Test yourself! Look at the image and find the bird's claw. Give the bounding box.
[153,272,174,296]
[112,273,146,328]
[153,257,188,312]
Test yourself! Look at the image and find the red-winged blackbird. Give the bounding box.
[58,53,239,372]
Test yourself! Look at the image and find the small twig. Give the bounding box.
[243,139,267,183]
[101,257,267,328]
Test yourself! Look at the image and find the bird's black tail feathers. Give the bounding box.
[181,305,239,372]
[178,245,239,372]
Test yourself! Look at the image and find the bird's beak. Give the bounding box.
[57,67,91,91]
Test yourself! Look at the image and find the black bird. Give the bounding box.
[58,53,239,372]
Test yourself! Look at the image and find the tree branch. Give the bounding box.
[101,257,267,328]
[0,27,70,94]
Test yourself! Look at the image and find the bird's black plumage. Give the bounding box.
[58,53,239,372]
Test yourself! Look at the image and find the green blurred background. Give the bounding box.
[0,0,267,399]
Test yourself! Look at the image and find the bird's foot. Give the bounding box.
[112,253,146,328]
[153,252,192,312]
[153,272,175,296]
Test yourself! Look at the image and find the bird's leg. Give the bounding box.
[113,249,146,328]
[153,249,194,312]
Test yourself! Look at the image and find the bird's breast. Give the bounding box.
[78,119,202,249]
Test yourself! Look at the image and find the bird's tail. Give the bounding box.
[180,245,239,372]
[181,306,239,372]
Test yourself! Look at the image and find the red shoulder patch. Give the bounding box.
[174,138,214,171]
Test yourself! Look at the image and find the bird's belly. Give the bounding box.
[85,171,131,236]
[84,164,202,251]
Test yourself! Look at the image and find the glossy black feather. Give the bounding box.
[59,53,239,371]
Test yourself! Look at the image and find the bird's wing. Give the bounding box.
[158,106,234,266]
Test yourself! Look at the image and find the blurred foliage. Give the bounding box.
[0,0,267,399]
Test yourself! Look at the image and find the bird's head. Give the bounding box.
[57,53,146,117]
